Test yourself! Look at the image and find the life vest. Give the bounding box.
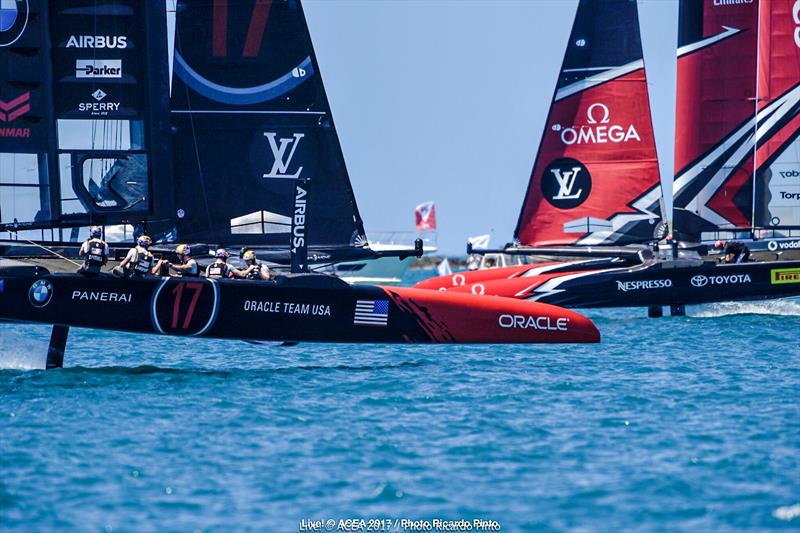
[205,261,229,279]
[83,238,107,271]
[177,259,199,277]
[245,263,264,280]
[129,247,154,277]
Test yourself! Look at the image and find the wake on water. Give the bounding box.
[0,329,48,370]
[689,297,800,318]
[1,297,798,370]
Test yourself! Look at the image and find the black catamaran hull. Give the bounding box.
[0,271,600,344]
[443,261,800,309]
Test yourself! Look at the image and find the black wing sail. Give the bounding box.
[1,0,172,242]
[0,0,58,240]
[169,0,368,253]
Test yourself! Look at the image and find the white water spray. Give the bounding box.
[0,329,47,370]
[690,298,800,318]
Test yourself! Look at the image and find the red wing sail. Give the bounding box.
[753,0,800,229]
[514,0,662,247]
[672,0,800,234]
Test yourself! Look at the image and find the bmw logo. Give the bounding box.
[28,279,53,307]
[0,0,29,48]
[690,275,708,288]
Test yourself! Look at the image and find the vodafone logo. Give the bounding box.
[553,103,641,146]
[768,240,800,251]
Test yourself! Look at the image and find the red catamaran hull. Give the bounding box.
[413,264,549,291]
[430,261,800,309]
[413,259,626,292]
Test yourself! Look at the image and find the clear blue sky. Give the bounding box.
[304,0,679,255]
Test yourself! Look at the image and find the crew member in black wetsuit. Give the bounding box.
[155,244,199,277]
[714,240,751,263]
[118,235,159,278]
[241,250,271,280]
[203,249,247,279]
[77,226,108,276]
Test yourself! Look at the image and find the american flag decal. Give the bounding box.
[354,299,389,326]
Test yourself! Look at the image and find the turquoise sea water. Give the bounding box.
[1,270,799,531]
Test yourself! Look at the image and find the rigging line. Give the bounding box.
[310,261,337,272]
[23,239,81,267]
[173,15,214,234]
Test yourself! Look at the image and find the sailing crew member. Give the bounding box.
[241,250,271,280]
[714,240,750,264]
[203,249,245,279]
[156,244,199,277]
[118,235,158,278]
[77,226,109,277]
